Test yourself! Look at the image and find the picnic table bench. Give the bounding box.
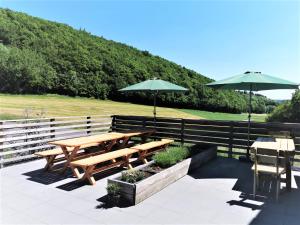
[70,139,174,185]
[35,143,100,171]
[35,129,155,172]
[131,139,175,163]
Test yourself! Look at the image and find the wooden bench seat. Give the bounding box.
[70,148,138,185]
[35,147,72,157]
[131,139,174,163]
[70,139,174,185]
[131,139,174,151]
[71,148,138,167]
[34,143,100,171]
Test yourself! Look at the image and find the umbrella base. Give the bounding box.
[239,155,252,163]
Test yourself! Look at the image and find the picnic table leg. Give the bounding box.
[60,146,80,174]
[95,142,105,152]
[162,144,171,152]
[81,165,96,185]
[118,136,130,148]
[122,154,133,169]
[138,150,148,164]
[103,139,117,152]
[69,164,81,178]
[141,133,152,143]
[44,155,56,171]
[128,164,133,169]
[99,142,105,149]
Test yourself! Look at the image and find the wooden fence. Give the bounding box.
[2,114,300,168]
[0,115,111,167]
[112,115,300,161]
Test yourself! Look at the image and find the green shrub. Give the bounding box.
[153,146,189,168]
[106,183,121,196]
[121,169,145,183]
[267,90,300,123]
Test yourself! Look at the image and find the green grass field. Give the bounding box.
[0,94,266,121]
[180,109,266,122]
[0,94,198,120]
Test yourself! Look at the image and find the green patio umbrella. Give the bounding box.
[207,71,299,160]
[119,78,188,119]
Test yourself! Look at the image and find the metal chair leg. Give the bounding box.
[276,176,280,202]
[253,172,256,199]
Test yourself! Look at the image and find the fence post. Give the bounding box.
[50,118,55,140]
[111,115,116,132]
[181,119,185,146]
[228,121,233,158]
[142,117,146,128]
[290,128,295,139]
[86,116,91,134]
[0,121,3,168]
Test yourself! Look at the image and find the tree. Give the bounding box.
[0,44,56,93]
[267,90,300,123]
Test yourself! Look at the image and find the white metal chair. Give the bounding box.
[252,147,286,201]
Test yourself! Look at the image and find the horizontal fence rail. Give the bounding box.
[0,115,111,167]
[2,114,300,168]
[112,115,300,161]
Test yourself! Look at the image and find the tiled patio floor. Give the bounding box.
[1,157,300,225]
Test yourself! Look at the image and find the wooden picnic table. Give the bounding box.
[70,139,173,185]
[48,129,155,174]
[49,132,125,174]
[251,137,295,191]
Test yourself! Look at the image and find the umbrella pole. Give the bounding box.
[153,93,156,118]
[247,85,252,159]
[153,91,157,126]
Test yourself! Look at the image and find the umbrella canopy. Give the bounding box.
[119,79,188,92]
[206,71,299,160]
[119,78,188,118]
[207,71,299,91]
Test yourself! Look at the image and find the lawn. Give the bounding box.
[0,94,266,122]
[180,109,266,122]
[0,94,199,120]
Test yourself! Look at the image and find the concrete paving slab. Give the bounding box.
[1,157,300,225]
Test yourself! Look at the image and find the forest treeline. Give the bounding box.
[0,8,276,113]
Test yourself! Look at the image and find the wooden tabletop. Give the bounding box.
[49,132,125,147]
[120,129,155,137]
[49,130,155,147]
[251,137,295,152]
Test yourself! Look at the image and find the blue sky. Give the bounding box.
[1,0,299,99]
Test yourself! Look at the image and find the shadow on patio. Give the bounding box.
[22,164,124,191]
[189,157,300,225]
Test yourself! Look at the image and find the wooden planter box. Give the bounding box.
[108,145,216,205]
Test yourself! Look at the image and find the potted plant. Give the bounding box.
[108,144,217,205]
[121,169,145,183]
[106,183,121,207]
